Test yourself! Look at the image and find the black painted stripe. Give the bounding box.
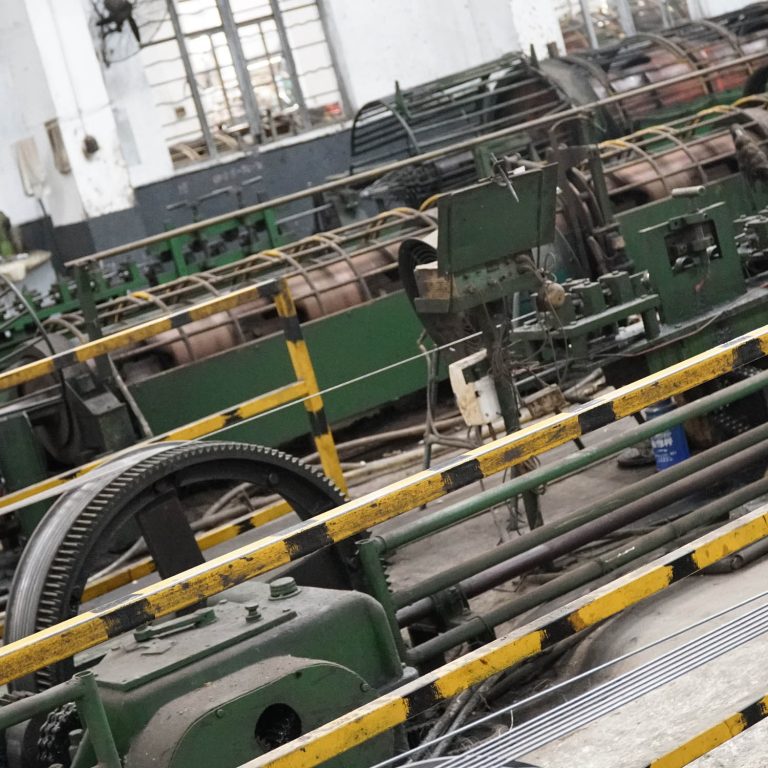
[740,699,768,728]
[405,683,443,715]
[100,597,155,638]
[54,350,78,371]
[171,311,191,329]
[441,459,484,492]
[281,315,304,342]
[285,524,335,559]
[577,402,616,433]
[261,280,281,300]
[308,408,330,437]
[542,615,576,647]
[733,337,764,369]
[669,552,699,581]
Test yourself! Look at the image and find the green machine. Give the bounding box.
[2,580,406,768]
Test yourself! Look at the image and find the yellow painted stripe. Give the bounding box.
[273,283,348,495]
[0,278,276,391]
[0,500,293,639]
[650,714,749,768]
[241,506,768,768]
[569,566,674,631]
[0,536,294,686]
[0,381,308,513]
[3,332,768,690]
[650,696,768,768]
[80,500,292,603]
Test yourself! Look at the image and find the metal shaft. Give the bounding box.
[579,0,599,47]
[384,368,768,609]
[166,0,217,160]
[216,0,262,141]
[0,671,121,768]
[399,428,768,626]
[407,474,768,664]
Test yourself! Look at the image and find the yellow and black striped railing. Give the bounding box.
[0,279,346,638]
[243,505,768,768]
[646,692,768,767]
[0,279,279,392]
[0,325,767,689]
[0,278,346,510]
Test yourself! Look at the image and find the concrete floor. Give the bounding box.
[524,550,768,767]
[72,405,768,767]
[339,414,768,767]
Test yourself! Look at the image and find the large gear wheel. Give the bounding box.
[6,441,352,692]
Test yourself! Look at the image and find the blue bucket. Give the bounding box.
[645,399,691,471]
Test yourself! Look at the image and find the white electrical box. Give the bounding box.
[448,350,501,427]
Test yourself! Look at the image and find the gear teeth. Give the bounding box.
[6,441,347,692]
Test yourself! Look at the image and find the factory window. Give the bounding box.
[557,0,690,51]
[139,0,346,166]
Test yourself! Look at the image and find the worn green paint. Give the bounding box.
[619,178,753,325]
[0,412,50,534]
[91,585,401,768]
[128,292,429,447]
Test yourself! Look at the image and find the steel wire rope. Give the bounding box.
[441,594,768,766]
[369,585,768,768]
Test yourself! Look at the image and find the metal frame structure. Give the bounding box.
[1,324,768,765]
[247,505,768,768]
[0,275,347,513]
[148,0,346,161]
[64,49,767,268]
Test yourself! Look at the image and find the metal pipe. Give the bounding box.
[579,0,600,48]
[0,671,121,768]
[315,0,351,116]
[216,0,263,142]
[398,429,768,626]
[268,0,311,130]
[67,51,768,267]
[73,671,122,768]
[406,475,768,664]
[615,0,637,35]
[166,0,218,160]
[380,368,768,563]
[704,534,768,573]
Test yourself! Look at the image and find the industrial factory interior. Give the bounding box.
[6,0,768,766]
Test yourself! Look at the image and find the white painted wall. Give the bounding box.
[101,57,175,188]
[322,0,565,110]
[0,0,171,230]
[689,0,754,16]
[0,2,63,225]
[29,0,136,223]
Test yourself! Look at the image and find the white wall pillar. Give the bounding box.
[508,1,566,58]
[25,0,136,225]
[101,56,175,189]
[693,0,752,15]
[0,2,55,225]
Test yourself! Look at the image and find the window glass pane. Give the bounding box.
[141,0,345,164]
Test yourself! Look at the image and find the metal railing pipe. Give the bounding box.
[398,428,768,626]
[407,474,768,664]
[67,52,768,268]
[381,368,768,561]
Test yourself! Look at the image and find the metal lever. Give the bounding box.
[134,607,216,642]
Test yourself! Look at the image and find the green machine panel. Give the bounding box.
[128,291,429,447]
